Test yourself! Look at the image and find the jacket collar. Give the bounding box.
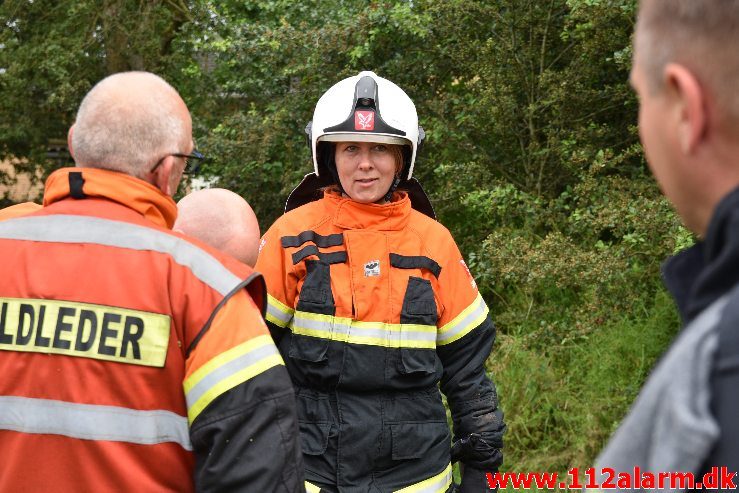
[663,186,739,324]
[43,167,178,229]
[325,190,412,231]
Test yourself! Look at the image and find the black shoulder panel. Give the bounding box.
[281,230,344,249]
[390,253,442,278]
[292,245,347,265]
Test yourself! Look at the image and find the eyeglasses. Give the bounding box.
[150,149,206,175]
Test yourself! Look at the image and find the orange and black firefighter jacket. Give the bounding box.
[256,190,505,492]
[0,168,304,492]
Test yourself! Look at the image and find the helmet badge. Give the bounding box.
[354,110,375,131]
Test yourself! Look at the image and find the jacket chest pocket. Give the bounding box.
[289,260,334,363]
[297,260,335,315]
[398,276,439,375]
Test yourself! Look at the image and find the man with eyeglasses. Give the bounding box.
[0,71,304,492]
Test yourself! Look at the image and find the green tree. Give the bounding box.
[0,0,193,181]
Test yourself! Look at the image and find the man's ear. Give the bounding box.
[67,125,75,160]
[152,156,176,196]
[664,62,707,154]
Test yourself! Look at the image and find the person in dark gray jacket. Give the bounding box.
[593,0,739,489]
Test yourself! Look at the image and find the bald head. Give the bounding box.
[174,188,261,267]
[71,71,192,179]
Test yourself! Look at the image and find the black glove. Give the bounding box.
[459,466,492,493]
[451,434,501,492]
[451,434,501,468]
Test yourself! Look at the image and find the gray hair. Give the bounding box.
[636,0,739,122]
[71,72,188,179]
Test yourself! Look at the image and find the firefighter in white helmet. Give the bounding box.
[257,71,505,492]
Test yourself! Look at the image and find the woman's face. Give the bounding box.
[334,142,400,204]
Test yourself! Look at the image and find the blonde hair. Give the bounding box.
[387,144,405,176]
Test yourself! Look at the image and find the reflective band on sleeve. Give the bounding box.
[305,481,322,493]
[0,296,170,367]
[266,294,294,328]
[0,215,242,296]
[394,463,453,493]
[292,311,437,349]
[184,334,284,423]
[437,293,489,345]
[0,395,192,450]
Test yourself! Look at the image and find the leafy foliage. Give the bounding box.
[0,1,190,172]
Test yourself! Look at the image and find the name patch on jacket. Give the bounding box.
[0,297,170,367]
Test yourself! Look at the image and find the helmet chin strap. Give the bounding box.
[322,145,348,196]
[381,176,401,203]
[327,165,347,196]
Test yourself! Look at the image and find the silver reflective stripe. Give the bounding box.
[399,328,437,344]
[0,396,192,450]
[292,312,437,346]
[185,343,280,409]
[294,314,341,335]
[266,296,294,326]
[437,296,488,344]
[0,215,241,296]
[349,324,437,345]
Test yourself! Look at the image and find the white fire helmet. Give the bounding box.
[287,71,435,218]
[305,71,425,181]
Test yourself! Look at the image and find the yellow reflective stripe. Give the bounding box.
[437,293,489,346]
[305,481,322,493]
[291,311,437,349]
[0,296,170,367]
[394,463,453,493]
[184,334,284,423]
[265,294,294,328]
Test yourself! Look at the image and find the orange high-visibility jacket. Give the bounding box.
[0,168,303,492]
[256,190,505,492]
